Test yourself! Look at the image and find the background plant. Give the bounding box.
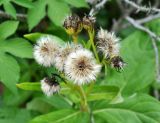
[0,0,160,123]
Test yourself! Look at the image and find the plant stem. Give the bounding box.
[72,34,78,44]
[88,30,100,63]
[77,85,89,112]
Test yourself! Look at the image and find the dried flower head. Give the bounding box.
[64,49,101,85]
[54,43,83,72]
[82,15,96,31]
[63,15,82,35]
[33,36,60,67]
[97,28,120,58]
[41,76,60,96]
[110,56,126,71]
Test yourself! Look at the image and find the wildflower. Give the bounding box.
[33,36,60,67]
[63,15,82,35]
[41,76,60,96]
[54,43,83,71]
[64,49,101,85]
[97,28,120,58]
[82,15,96,31]
[110,56,126,71]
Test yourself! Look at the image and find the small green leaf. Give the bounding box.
[27,0,46,31]
[64,0,89,8]
[87,85,120,102]
[30,109,90,123]
[47,0,70,27]
[24,33,65,45]
[3,2,17,19]
[16,82,41,91]
[0,21,19,40]
[12,0,33,8]
[1,38,33,58]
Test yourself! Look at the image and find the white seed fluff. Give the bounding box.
[41,78,60,97]
[34,36,60,67]
[97,28,120,58]
[64,49,101,85]
[54,42,83,72]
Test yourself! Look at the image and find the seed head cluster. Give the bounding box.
[34,36,101,95]
[34,14,125,96]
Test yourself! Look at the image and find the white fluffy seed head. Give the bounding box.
[97,28,120,58]
[64,49,101,85]
[41,77,60,97]
[33,36,60,67]
[54,42,83,72]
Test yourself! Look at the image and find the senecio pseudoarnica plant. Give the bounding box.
[33,14,125,112]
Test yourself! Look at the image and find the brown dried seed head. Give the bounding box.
[63,15,82,35]
[82,15,96,30]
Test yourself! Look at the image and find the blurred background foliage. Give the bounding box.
[0,0,160,123]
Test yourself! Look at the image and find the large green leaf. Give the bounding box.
[0,53,20,94]
[12,0,33,8]
[0,21,19,40]
[27,0,46,30]
[30,109,90,123]
[106,31,155,96]
[64,0,88,8]
[0,107,31,123]
[1,38,33,58]
[47,0,70,27]
[3,1,16,19]
[93,94,160,123]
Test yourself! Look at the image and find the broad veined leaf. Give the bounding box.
[0,107,31,123]
[3,1,16,19]
[0,53,20,94]
[27,0,46,30]
[12,0,33,8]
[63,0,88,8]
[1,38,33,58]
[47,0,70,27]
[106,31,155,96]
[93,94,160,123]
[16,82,41,91]
[0,21,19,40]
[30,109,90,123]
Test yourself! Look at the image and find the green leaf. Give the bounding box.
[16,82,41,91]
[47,0,70,27]
[87,85,120,102]
[30,109,90,123]
[0,107,31,123]
[24,33,65,45]
[93,94,160,123]
[27,0,46,31]
[106,31,155,96]
[3,1,17,19]
[1,38,33,58]
[12,0,33,8]
[64,0,88,8]
[0,53,19,94]
[27,97,54,113]
[0,21,19,40]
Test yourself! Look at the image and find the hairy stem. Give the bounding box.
[88,30,100,63]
